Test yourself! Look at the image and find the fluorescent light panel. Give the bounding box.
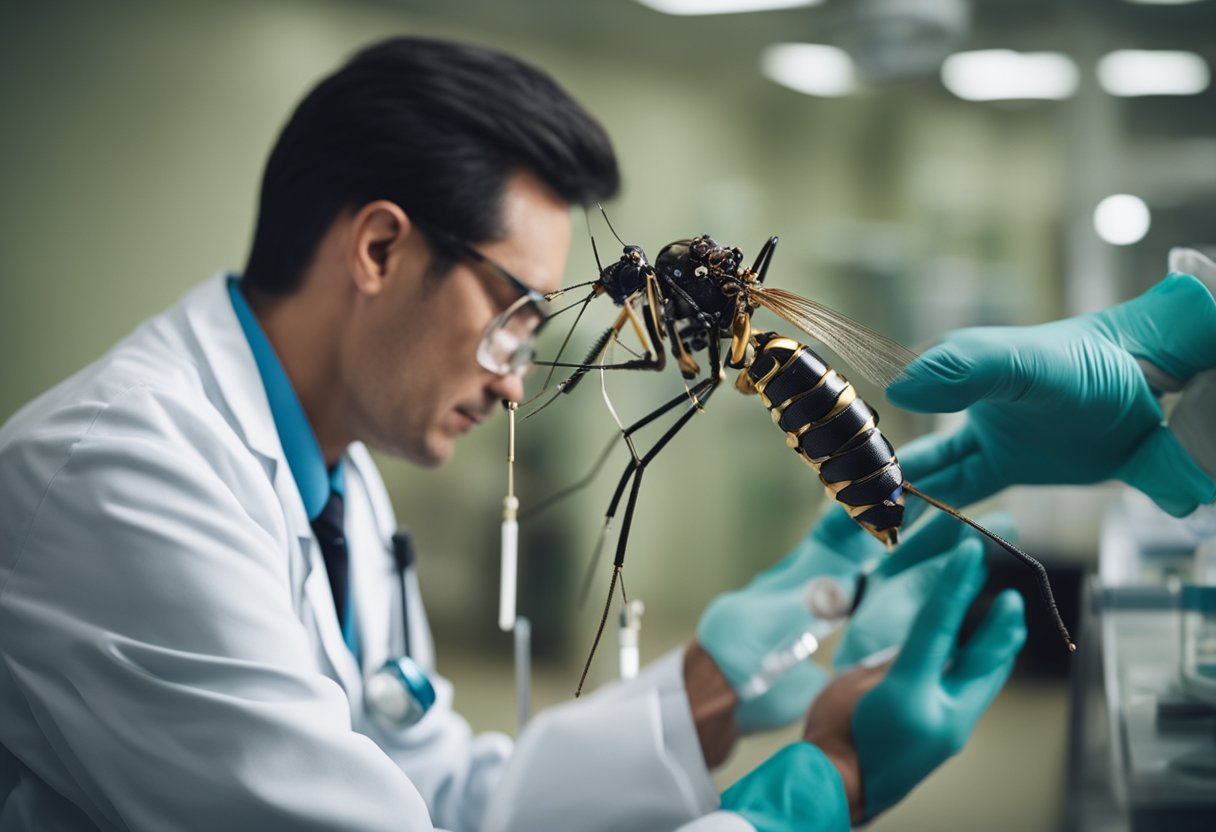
[941,50,1079,101]
[636,0,824,15]
[1098,50,1210,96]
[1094,194,1151,246]
[761,43,856,97]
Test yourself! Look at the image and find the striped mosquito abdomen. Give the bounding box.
[746,332,905,546]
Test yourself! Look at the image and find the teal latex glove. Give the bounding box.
[719,742,849,832]
[698,503,1006,733]
[887,274,1216,517]
[833,509,1016,670]
[697,507,864,733]
[852,542,1027,820]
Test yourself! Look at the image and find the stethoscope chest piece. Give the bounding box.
[366,655,436,728]
[362,529,436,728]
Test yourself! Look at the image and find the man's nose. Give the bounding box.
[487,370,525,406]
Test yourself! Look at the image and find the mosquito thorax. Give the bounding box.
[599,244,650,305]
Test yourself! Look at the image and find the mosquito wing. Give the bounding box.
[749,287,917,388]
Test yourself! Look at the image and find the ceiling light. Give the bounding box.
[761,43,857,97]
[941,50,1080,101]
[1097,50,1210,96]
[1094,194,1151,246]
[635,0,824,15]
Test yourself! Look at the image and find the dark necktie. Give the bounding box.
[310,490,349,629]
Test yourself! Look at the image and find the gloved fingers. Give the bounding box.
[844,513,1010,668]
[947,589,1026,694]
[834,553,956,670]
[889,541,987,685]
[947,597,1025,726]
[807,502,883,566]
[896,432,1002,515]
[884,511,967,576]
[886,332,1021,412]
[891,432,973,482]
[1106,274,1216,382]
[1116,424,1216,518]
[876,511,1016,580]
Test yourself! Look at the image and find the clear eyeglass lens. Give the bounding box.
[478,298,544,376]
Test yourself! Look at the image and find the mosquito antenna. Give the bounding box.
[521,388,566,419]
[546,281,599,302]
[754,235,779,284]
[598,203,627,247]
[523,325,613,418]
[527,316,648,409]
[585,208,605,273]
[536,290,597,394]
[902,482,1076,653]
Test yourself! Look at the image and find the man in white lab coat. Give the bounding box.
[0,37,1026,831]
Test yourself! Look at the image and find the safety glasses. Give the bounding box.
[413,221,551,377]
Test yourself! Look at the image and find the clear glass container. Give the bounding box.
[1180,585,1216,705]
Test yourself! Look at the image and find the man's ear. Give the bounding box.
[348,200,414,296]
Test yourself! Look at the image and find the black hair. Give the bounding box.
[243,36,620,294]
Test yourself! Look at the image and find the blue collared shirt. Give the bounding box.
[227,276,358,659]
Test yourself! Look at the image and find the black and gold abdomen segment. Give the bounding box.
[746,332,905,546]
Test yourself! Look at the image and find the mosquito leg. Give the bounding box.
[575,375,722,695]
[902,482,1076,652]
[577,563,620,697]
[530,369,723,577]
[565,301,661,393]
[576,374,719,603]
[525,302,665,419]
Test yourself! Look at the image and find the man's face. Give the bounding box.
[343,172,571,467]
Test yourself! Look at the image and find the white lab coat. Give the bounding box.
[0,275,753,832]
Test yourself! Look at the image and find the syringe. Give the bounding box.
[738,575,855,701]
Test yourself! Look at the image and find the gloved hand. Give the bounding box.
[887,274,1216,517]
[849,542,1026,820]
[698,502,1007,733]
[833,509,1016,670]
[717,532,1018,831]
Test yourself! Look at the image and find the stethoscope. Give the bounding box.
[362,530,437,728]
[346,460,437,728]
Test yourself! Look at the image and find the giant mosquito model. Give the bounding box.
[526,227,1074,694]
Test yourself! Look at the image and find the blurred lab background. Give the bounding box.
[2,1,1214,829]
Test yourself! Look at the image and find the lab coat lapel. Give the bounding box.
[301,544,363,696]
[180,274,363,700]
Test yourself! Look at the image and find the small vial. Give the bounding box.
[619,599,645,680]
